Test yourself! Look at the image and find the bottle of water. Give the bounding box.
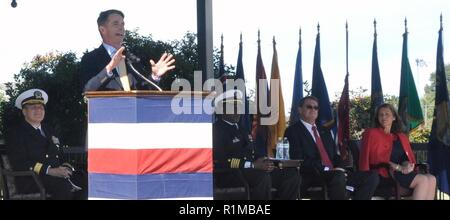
[283,137,290,159]
[276,137,283,159]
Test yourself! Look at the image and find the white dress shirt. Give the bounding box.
[103,43,118,77]
[300,119,318,143]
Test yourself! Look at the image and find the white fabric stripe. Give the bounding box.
[88,123,212,149]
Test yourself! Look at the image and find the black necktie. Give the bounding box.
[36,128,45,137]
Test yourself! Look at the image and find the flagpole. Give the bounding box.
[218,33,225,81]
[346,21,349,76]
[374,19,377,39]
[405,17,408,34]
[221,34,224,61]
[221,33,224,50]
[370,18,384,124]
[258,29,261,45]
[290,27,303,125]
[299,27,302,47]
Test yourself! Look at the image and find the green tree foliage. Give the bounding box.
[423,64,450,97]
[124,30,232,89]
[124,29,176,89]
[333,87,402,140]
[346,88,371,140]
[0,88,6,102]
[409,127,431,143]
[168,32,200,86]
[0,31,229,146]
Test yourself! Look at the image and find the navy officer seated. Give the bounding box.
[6,89,86,200]
[213,89,300,200]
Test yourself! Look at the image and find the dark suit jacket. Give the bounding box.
[80,44,158,91]
[213,119,264,169]
[284,121,343,174]
[6,120,65,192]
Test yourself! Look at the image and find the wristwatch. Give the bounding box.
[244,161,254,168]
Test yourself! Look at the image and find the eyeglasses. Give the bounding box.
[305,105,319,110]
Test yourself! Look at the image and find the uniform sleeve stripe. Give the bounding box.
[33,163,43,174]
[230,158,241,169]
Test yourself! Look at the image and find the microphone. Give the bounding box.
[122,47,141,63]
[121,47,162,91]
[127,62,163,91]
[128,53,141,63]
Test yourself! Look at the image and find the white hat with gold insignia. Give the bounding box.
[15,89,48,109]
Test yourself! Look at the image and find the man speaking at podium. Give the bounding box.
[80,9,175,92]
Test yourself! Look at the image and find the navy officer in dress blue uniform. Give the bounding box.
[6,89,86,199]
[213,89,300,200]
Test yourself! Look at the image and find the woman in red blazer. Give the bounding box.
[359,103,436,200]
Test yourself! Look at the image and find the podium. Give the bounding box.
[85,91,214,199]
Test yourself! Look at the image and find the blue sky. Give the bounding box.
[1,0,450,107]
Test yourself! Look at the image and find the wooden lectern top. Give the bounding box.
[85,90,214,98]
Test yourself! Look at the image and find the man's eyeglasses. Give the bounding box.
[305,105,319,110]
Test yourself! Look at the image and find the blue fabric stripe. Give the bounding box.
[88,96,214,123]
[88,173,212,199]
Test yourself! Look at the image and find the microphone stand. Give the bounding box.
[127,60,163,92]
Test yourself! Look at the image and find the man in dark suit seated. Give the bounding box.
[213,89,300,200]
[80,9,175,92]
[284,96,379,200]
[6,89,87,200]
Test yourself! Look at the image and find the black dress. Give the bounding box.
[390,137,417,188]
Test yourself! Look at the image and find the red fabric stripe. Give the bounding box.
[88,148,212,175]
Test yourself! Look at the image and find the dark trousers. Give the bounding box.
[70,170,88,200]
[270,168,301,200]
[216,168,300,200]
[42,176,73,200]
[302,170,379,200]
[347,171,379,200]
[18,170,88,200]
[242,169,272,200]
[215,169,271,200]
